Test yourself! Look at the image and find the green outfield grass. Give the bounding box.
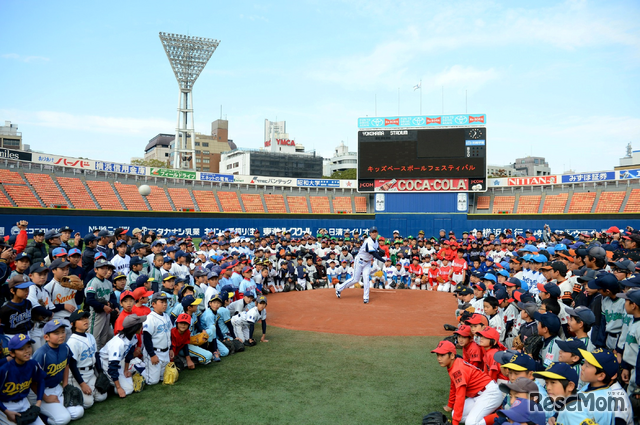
[77,327,451,425]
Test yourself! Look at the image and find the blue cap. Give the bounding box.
[532,254,548,263]
[498,398,545,425]
[588,272,620,292]
[43,318,68,334]
[499,261,510,271]
[68,248,82,256]
[175,250,187,258]
[84,234,98,243]
[207,271,219,279]
[556,338,587,357]
[14,252,31,262]
[94,251,106,260]
[522,254,533,262]
[483,273,497,283]
[474,282,486,291]
[130,256,146,265]
[494,288,509,302]
[546,247,555,255]
[619,290,640,306]
[165,246,177,253]
[181,295,199,309]
[565,306,596,326]
[522,244,538,253]
[8,334,35,350]
[497,269,510,278]
[533,311,561,334]
[243,290,255,298]
[493,349,520,365]
[554,244,568,251]
[163,255,173,263]
[578,348,619,378]
[534,362,579,386]
[135,275,150,287]
[502,352,538,372]
[537,282,561,298]
[116,240,127,247]
[369,226,378,233]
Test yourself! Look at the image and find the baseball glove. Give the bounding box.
[436,276,445,284]
[374,271,383,278]
[162,362,179,385]
[354,283,362,288]
[422,411,450,425]
[232,339,245,353]
[16,405,40,425]
[523,335,544,361]
[132,373,145,393]
[63,384,83,407]
[190,331,209,346]
[95,371,111,394]
[223,339,236,355]
[512,334,525,351]
[332,277,339,285]
[283,284,291,292]
[60,275,83,291]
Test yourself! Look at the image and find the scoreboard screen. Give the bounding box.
[357,127,487,193]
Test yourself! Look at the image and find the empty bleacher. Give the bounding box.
[624,189,640,213]
[476,196,490,211]
[492,196,515,214]
[57,177,97,209]
[167,188,195,211]
[114,183,148,211]
[354,196,367,213]
[516,195,541,214]
[595,191,626,213]
[542,193,569,214]
[241,194,265,213]
[217,191,243,213]
[568,192,596,213]
[287,196,309,213]
[0,169,27,185]
[264,194,287,213]
[4,184,41,207]
[332,197,352,213]
[24,173,68,207]
[85,181,123,210]
[145,185,173,211]
[0,190,13,207]
[310,196,331,214]
[192,190,220,212]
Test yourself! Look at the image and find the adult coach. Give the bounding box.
[335,227,385,304]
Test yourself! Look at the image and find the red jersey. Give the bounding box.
[408,264,423,276]
[483,347,509,382]
[451,258,468,275]
[447,357,492,425]
[438,266,451,283]
[114,310,133,334]
[437,248,456,262]
[132,305,151,317]
[428,267,439,285]
[462,341,484,370]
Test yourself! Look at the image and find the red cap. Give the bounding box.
[526,236,536,241]
[536,283,548,293]
[132,287,154,301]
[176,313,191,324]
[477,327,500,341]
[242,266,252,274]
[494,263,503,269]
[453,325,471,337]
[607,226,620,233]
[431,340,456,354]
[119,290,134,302]
[465,313,489,326]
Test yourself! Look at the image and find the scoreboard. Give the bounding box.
[357,127,487,193]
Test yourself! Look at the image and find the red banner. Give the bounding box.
[375,178,469,192]
[384,118,399,126]
[507,176,557,186]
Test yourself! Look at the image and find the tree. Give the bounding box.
[131,158,170,168]
[488,169,509,178]
[323,168,357,180]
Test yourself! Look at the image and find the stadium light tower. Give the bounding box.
[159,32,220,170]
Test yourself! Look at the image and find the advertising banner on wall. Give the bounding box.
[358,114,486,129]
[0,148,32,161]
[374,178,470,192]
[32,153,96,170]
[149,168,196,180]
[199,172,234,183]
[95,161,146,175]
[561,172,615,183]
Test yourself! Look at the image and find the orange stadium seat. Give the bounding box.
[241,194,265,213]
[568,192,596,213]
[332,197,352,213]
[0,169,27,185]
[310,196,331,214]
[595,191,625,213]
[167,188,195,211]
[476,196,490,210]
[145,185,173,211]
[24,173,67,207]
[217,191,243,212]
[4,184,41,207]
[0,189,13,207]
[85,180,124,210]
[264,194,287,213]
[624,189,640,213]
[542,193,569,214]
[192,190,220,212]
[516,195,541,214]
[492,196,515,214]
[113,183,148,211]
[57,177,98,209]
[354,196,368,213]
[287,196,309,214]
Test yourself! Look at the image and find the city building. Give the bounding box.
[486,164,522,177]
[616,143,640,170]
[323,141,357,176]
[219,148,323,178]
[513,156,551,176]
[144,133,174,165]
[0,121,23,150]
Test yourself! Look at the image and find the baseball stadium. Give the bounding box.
[2,1,640,425]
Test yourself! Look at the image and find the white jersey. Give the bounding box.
[142,311,172,352]
[67,332,98,369]
[111,254,130,275]
[356,237,379,262]
[27,284,53,313]
[204,285,219,306]
[245,306,266,324]
[228,299,254,317]
[44,279,78,320]
[100,334,137,371]
[173,263,191,280]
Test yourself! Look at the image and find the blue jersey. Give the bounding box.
[0,358,45,410]
[216,306,232,337]
[33,343,74,388]
[199,308,218,342]
[239,278,257,298]
[229,272,242,289]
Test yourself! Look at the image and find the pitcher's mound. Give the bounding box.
[266,288,458,337]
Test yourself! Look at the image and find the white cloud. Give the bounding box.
[1,53,49,63]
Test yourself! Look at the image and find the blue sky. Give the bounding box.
[1,0,639,174]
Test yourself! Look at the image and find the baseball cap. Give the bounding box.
[49,258,70,270]
[618,290,640,306]
[536,282,561,298]
[209,294,224,304]
[587,272,620,292]
[94,252,107,260]
[497,398,545,425]
[243,290,255,298]
[457,287,473,296]
[577,269,597,283]
[493,349,520,365]
[115,240,127,248]
[564,305,596,326]
[193,269,208,278]
[14,252,31,262]
[499,377,539,395]
[533,362,579,385]
[129,256,146,266]
[256,295,267,304]
[68,248,82,257]
[502,352,538,372]
[516,301,538,318]
[162,274,176,281]
[588,246,607,260]
[556,338,587,357]
[533,312,561,334]
[483,273,497,283]
[453,325,471,337]
[97,229,113,238]
[473,282,486,291]
[176,313,191,324]
[505,277,521,288]
[94,258,115,269]
[43,319,68,334]
[579,348,619,378]
[207,271,219,279]
[477,327,500,341]
[44,230,62,240]
[132,287,154,301]
[113,272,126,281]
[539,261,568,275]
[151,292,170,302]
[8,334,35,350]
[122,314,147,328]
[29,262,48,274]
[610,259,635,273]
[7,274,34,290]
[181,295,202,309]
[84,234,98,243]
[465,313,489,326]
[68,308,91,322]
[135,275,151,287]
[430,340,456,355]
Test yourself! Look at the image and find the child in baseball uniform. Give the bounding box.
[44,258,77,324]
[171,313,196,370]
[28,262,54,351]
[382,259,395,289]
[67,308,107,409]
[32,320,85,425]
[142,292,173,385]
[0,334,45,425]
[437,258,452,292]
[99,314,146,398]
[326,261,339,289]
[231,295,267,345]
[84,258,116,351]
